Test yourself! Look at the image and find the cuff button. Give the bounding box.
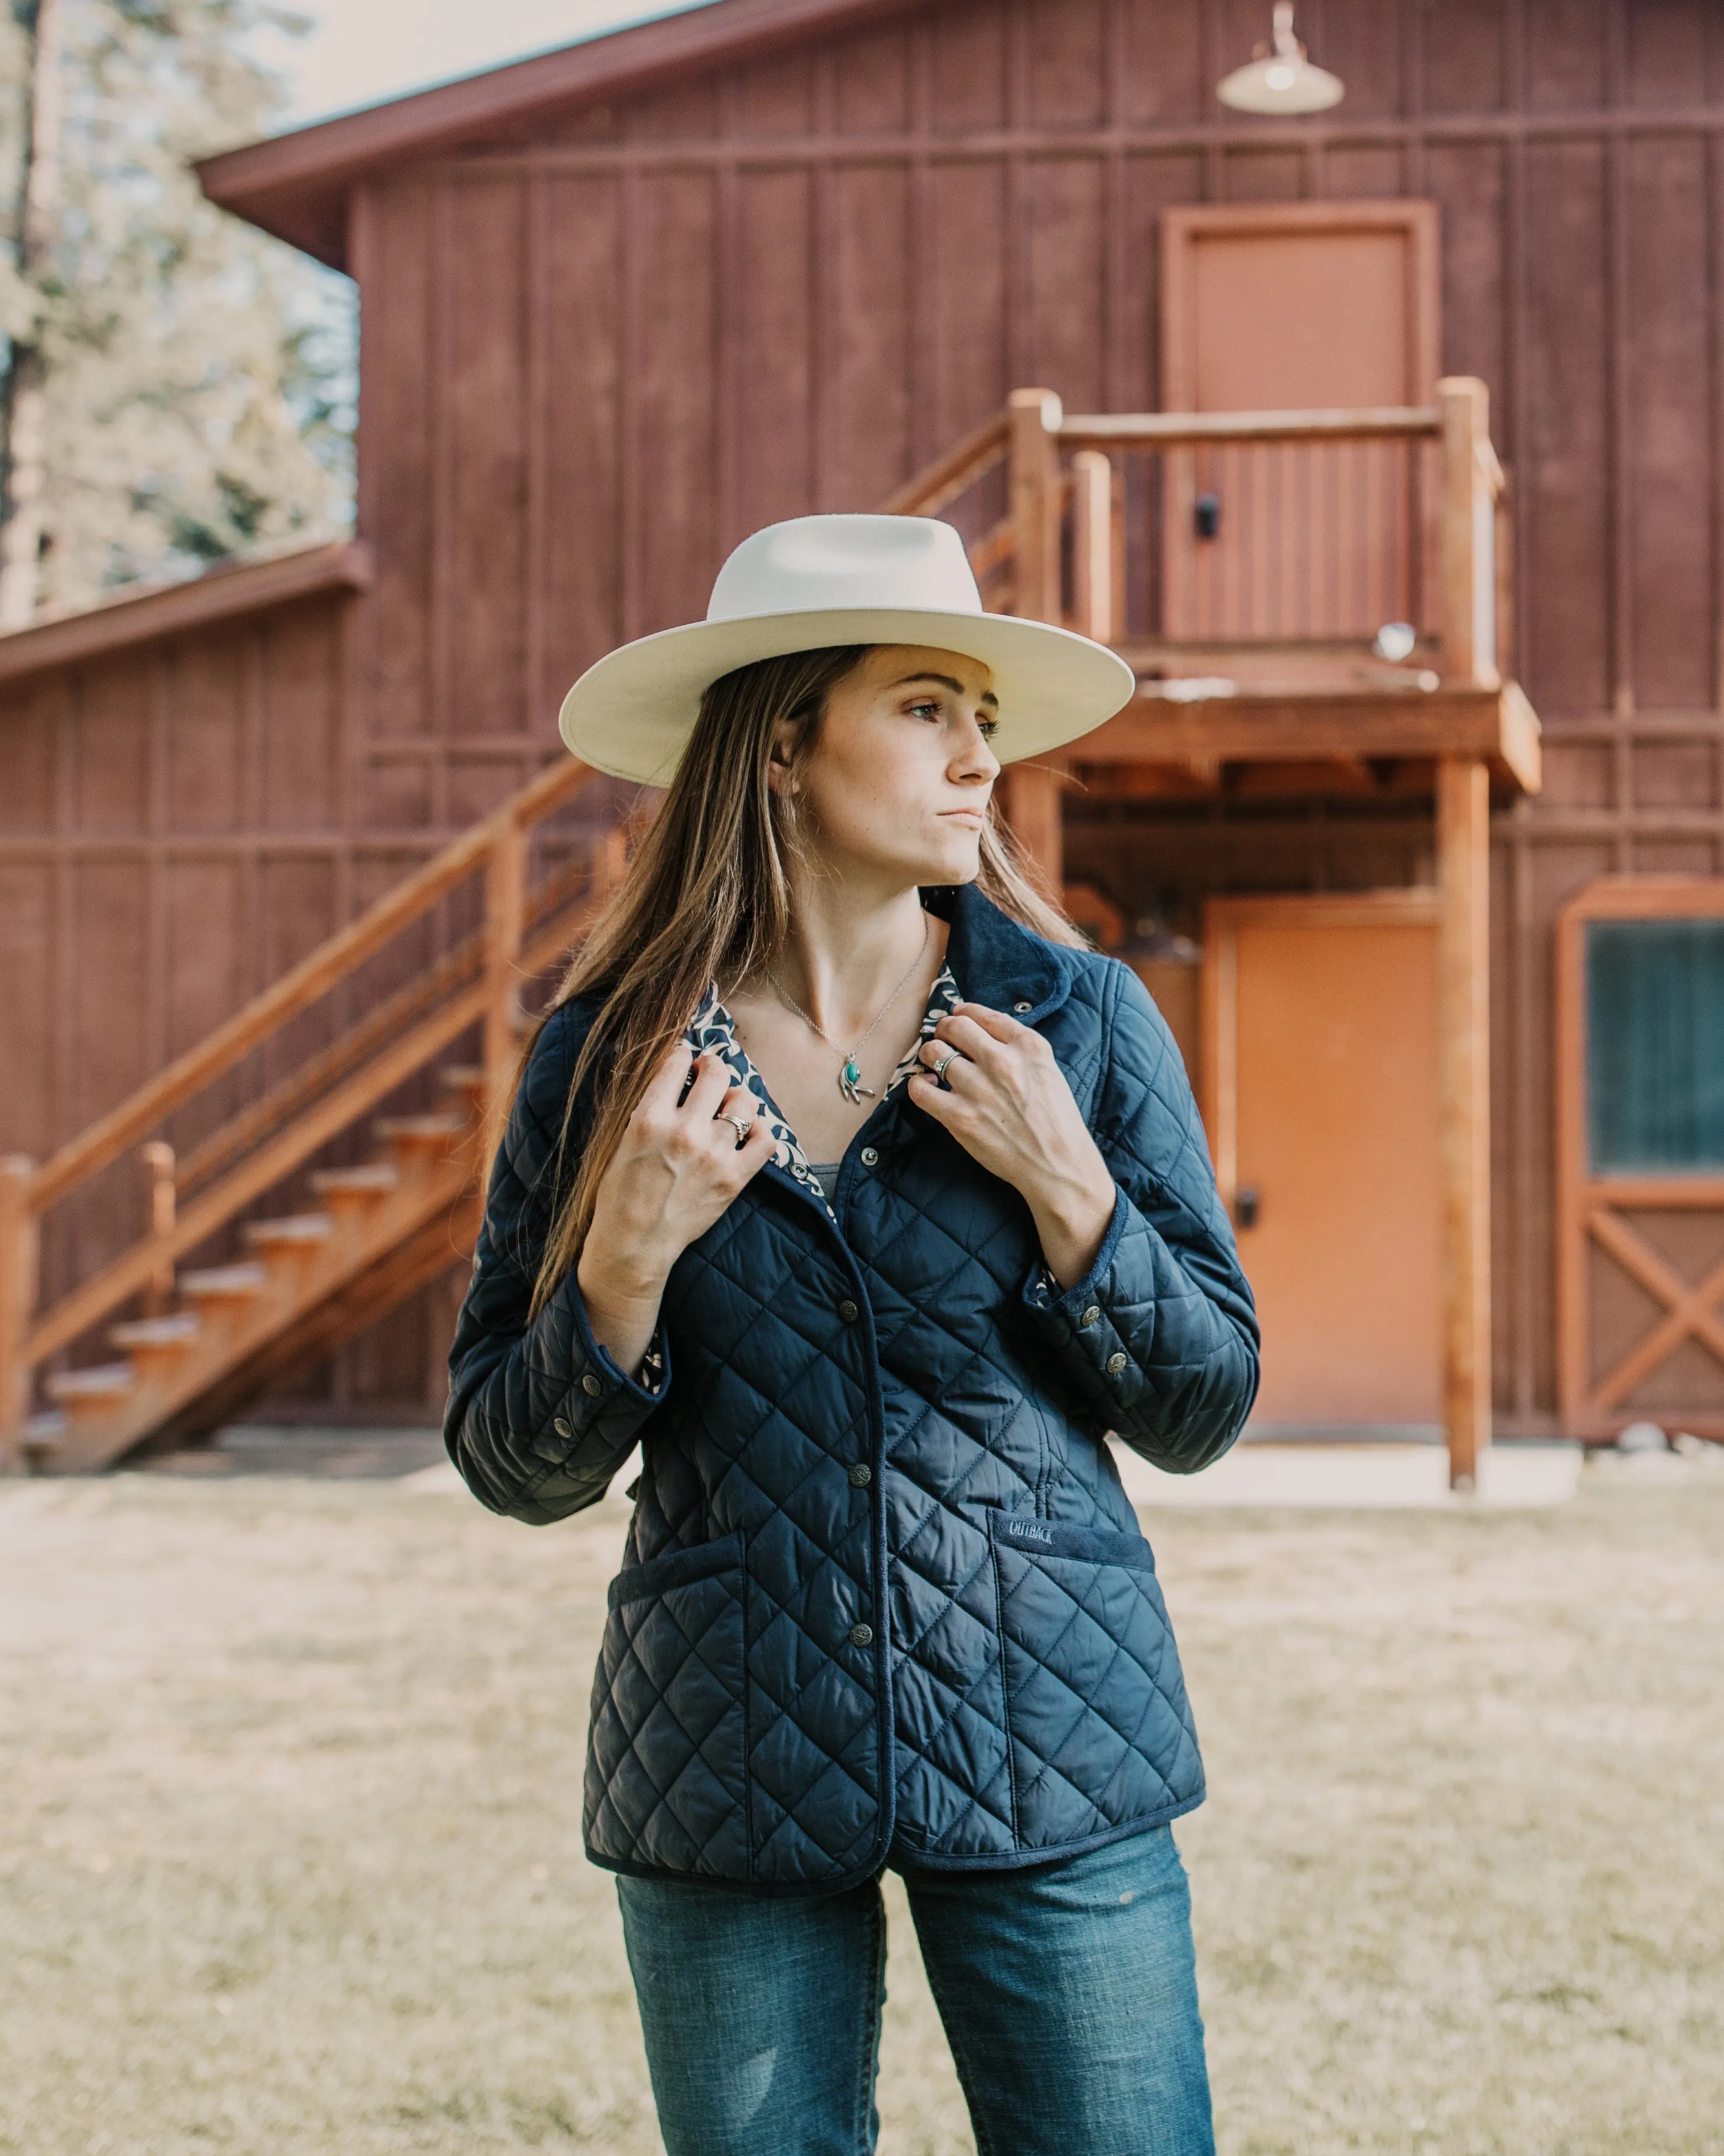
[1013,1001,1033,1014]
[1079,1305,1101,1328]
[1106,1351,1128,1375]
[581,1372,604,1396]
[553,1417,571,1437]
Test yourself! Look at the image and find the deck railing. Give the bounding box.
[0,756,616,1466]
[886,376,1508,687]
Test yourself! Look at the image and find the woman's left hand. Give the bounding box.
[908,1002,1117,1288]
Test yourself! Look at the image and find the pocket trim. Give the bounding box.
[989,1511,1154,1572]
[607,1530,745,1609]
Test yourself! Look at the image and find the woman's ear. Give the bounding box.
[765,719,800,799]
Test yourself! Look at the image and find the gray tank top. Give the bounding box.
[809,1162,842,1202]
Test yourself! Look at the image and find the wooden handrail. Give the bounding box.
[29,754,595,1211]
[881,410,1010,517]
[1058,405,1442,446]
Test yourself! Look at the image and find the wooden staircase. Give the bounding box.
[0,757,616,1474]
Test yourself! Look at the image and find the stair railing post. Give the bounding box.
[482,816,528,1137]
[139,1141,175,1316]
[1437,376,1497,688]
[1002,388,1067,897]
[0,1157,39,1472]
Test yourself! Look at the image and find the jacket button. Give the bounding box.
[838,1298,860,1323]
[1106,1351,1128,1375]
[553,1417,571,1438]
[581,1372,603,1396]
[848,1462,872,1487]
[848,1623,874,1648]
[1079,1306,1101,1328]
[860,1147,878,1167]
[1013,1001,1033,1014]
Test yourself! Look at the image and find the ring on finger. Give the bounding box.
[717,1113,752,1144]
[932,1050,961,1084]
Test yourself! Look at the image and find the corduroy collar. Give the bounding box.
[919,880,1071,1026]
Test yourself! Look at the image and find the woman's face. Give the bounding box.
[776,645,1002,889]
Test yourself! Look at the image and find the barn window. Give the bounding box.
[1586,917,1724,1171]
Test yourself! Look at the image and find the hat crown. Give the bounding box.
[705,514,984,626]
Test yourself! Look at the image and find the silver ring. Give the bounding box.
[717,1113,752,1144]
[933,1050,961,1084]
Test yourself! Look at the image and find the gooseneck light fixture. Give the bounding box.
[1217,3,1345,116]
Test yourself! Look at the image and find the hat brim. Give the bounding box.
[557,607,1138,786]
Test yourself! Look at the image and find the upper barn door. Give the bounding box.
[1159,201,1441,643]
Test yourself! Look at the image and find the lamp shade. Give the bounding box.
[1217,4,1345,116]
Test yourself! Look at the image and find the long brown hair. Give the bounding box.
[528,643,1081,1315]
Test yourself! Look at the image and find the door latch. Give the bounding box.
[1233,1185,1261,1229]
[1194,491,1221,540]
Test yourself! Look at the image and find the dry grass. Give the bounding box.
[1,1453,1721,2155]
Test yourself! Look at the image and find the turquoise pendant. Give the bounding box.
[839,1058,874,1105]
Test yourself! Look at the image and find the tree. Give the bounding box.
[0,0,352,626]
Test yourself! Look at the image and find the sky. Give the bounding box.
[258,0,705,128]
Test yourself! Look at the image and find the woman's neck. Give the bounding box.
[768,869,935,1044]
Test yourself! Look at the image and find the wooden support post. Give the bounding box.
[0,1156,38,1472]
[1437,376,1497,688]
[1437,757,1492,1489]
[1069,448,1113,643]
[1002,387,1066,896]
[482,818,528,1131]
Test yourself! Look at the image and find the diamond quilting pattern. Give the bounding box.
[449,885,1258,1895]
[992,1520,1202,1846]
[585,1540,749,1878]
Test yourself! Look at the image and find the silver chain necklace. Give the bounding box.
[767,917,930,1103]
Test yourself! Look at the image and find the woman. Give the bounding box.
[446,513,1259,2156]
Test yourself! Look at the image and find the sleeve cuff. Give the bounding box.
[556,1268,674,1410]
[1019,1184,1131,1322]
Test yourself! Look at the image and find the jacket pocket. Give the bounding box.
[584,1531,749,1880]
[990,1511,1202,1848]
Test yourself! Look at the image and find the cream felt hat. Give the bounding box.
[558,513,1137,786]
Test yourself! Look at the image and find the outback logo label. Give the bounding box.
[1004,1520,1055,1545]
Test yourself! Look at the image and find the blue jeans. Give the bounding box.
[616,1826,1214,2156]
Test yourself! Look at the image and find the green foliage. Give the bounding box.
[1,0,353,611]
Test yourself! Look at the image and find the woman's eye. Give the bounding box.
[978,717,999,740]
[908,700,941,720]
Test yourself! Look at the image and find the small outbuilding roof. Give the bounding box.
[197,0,927,271]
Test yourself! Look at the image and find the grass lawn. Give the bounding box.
[2,1451,1720,2155]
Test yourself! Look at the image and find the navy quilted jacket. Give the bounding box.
[445,883,1258,1895]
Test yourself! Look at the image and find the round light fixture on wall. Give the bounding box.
[1217,3,1345,116]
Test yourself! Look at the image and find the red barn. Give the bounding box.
[4,0,1723,1483]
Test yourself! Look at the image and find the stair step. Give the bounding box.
[374,1114,466,1160]
[178,1263,270,1305]
[21,1410,67,1462]
[110,1313,202,1349]
[439,1064,487,1109]
[46,1362,136,1406]
[244,1213,335,1251]
[309,1163,400,1198]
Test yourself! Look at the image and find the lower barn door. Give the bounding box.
[1201,893,1442,1432]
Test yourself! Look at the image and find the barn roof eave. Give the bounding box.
[0,540,373,695]
[196,0,928,272]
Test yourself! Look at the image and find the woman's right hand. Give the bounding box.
[576,1045,778,1374]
